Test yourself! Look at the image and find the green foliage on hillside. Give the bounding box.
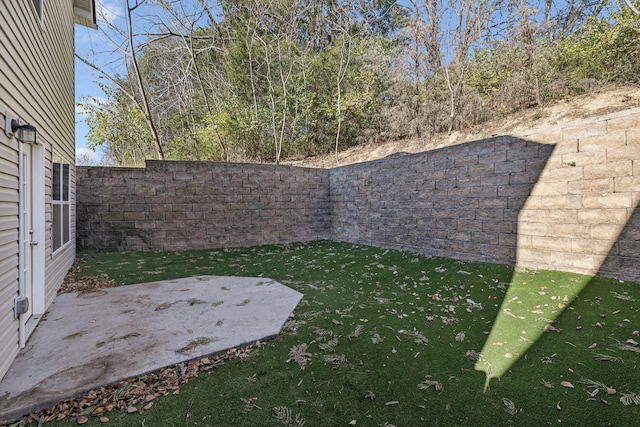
[553,4,640,83]
[77,0,640,166]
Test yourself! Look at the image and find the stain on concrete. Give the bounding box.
[63,331,88,340]
[176,337,215,354]
[77,290,108,299]
[116,333,141,340]
[155,300,181,311]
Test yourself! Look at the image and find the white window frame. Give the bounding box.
[52,151,71,254]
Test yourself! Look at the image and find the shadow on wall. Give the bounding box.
[330,136,555,267]
[598,201,640,281]
[475,202,639,385]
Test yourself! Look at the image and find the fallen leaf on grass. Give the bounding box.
[502,398,518,416]
[560,381,574,389]
[385,401,399,406]
[371,332,383,344]
[620,393,640,406]
[540,379,554,389]
[287,343,311,370]
[594,353,623,363]
[543,324,563,333]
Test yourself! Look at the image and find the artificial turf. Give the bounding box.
[47,241,639,426]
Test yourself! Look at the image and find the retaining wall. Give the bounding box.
[77,108,640,281]
[330,136,551,266]
[331,108,640,281]
[76,161,331,251]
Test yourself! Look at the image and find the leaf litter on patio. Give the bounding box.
[11,241,639,426]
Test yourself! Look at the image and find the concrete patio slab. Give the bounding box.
[0,276,303,422]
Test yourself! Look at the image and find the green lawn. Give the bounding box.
[47,241,639,426]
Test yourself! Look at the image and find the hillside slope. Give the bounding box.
[285,85,640,169]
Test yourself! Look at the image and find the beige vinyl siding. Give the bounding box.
[0,1,77,380]
[0,126,19,381]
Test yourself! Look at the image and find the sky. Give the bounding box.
[74,0,122,164]
[74,0,212,164]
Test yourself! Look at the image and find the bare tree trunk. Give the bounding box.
[335,37,351,163]
[444,66,464,134]
[127,0,165,160]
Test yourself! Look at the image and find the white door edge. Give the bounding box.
[31,142,45,316]
[18,142,45,348]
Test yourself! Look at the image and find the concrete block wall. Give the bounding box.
[76,108,639,282]
[516,109,640,280]
[330,108,640,282]
[329,136,554,265]
[76,161,331,252]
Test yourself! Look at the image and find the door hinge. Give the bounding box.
[15,296,30,317]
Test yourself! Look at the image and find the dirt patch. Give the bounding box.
[285,84,640,169]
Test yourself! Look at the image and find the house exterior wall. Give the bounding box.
[0,1,79,380]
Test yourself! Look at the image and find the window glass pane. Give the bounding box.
[53,163,61,201]
[53,204,61,251]
[52,151,71,253]
[63,204,70,244]
[62,164,70,202]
